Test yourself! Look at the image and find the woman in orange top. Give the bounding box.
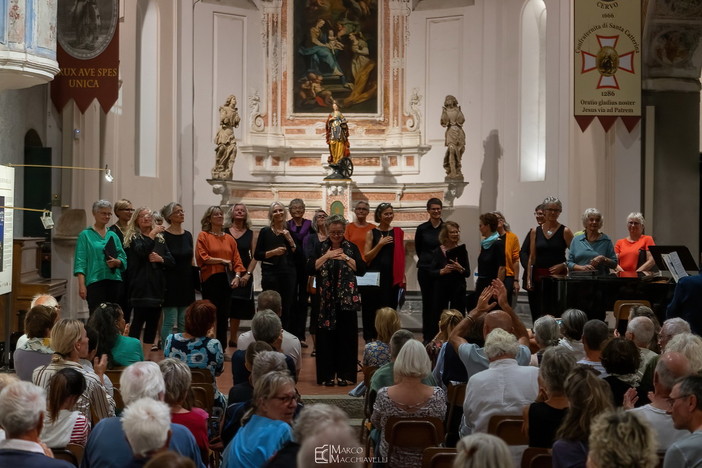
[614,212,656,276]
[196,205,245,348]
[345,200,375,259]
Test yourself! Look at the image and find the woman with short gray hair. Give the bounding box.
[159,358,209,461]
[530,315,560,366]
[567,208,616,274]
[308,214,366,386]
[615,211,656,275]
[74,199,127,314]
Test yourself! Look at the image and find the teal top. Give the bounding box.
[111,334,144,367]
[73,227,127,286]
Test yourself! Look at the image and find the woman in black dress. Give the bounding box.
[159,202,196,349]
[227,203,257,347]
[303,209,329,356]
[527,196,574,319]
[308,214,365,386]
[475,212,506,299]
[253,202,298,331]
[363,203,405,342]
[430,221,469,316]
[124,207,175,358]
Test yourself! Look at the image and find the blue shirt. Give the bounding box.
[567,233,616,273]
[223,414,293,468]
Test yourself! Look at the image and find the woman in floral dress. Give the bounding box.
[307,214,366,387]
[164,300,226,418]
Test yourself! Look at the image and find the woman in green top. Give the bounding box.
[87,302,144,367]
[74,200,127,315]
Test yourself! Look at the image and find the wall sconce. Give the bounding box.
[0,206,54,230]
[7,163,114,182]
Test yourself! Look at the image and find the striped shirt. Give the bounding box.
[32,359,115,424]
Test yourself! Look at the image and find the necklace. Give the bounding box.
[209,230,224,237]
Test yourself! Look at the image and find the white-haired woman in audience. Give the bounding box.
[264,403,353,467]
[615,212,656,276]
[552,365,613,468]
[222,371,297,468]
[159,358,209,463]
[529,315,561,366]
[567,208,616,274]
[454,433,512,468]
[558,308,588,361]
[664,332,702,372]
[371,339,446,466]
[123,398,173,465]
[587,409,658,468]
[523,346,576,448]
[32,319,115,423]
[74,199,127,315]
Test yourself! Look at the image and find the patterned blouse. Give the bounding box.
[362,341,391,367]
[371,386,447,466]
[164,333,226,417]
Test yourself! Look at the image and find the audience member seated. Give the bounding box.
[81,361,204,468]
[123,398,172,467]
[87,302,143,367]
[159,358,209,461]
[552,365,613,468]
[454,433,512,468]
[13,305,56,381]
[426,309,462,372]
[449,280,531,383]
[264,403,352,468]
[32,319,115,423]
[231,310,297,385]
[164,300,225,418]
[587,409,658,468]
[665,332,702,373]
[220,351,291,449]
[659,317,691,352]
[664,374,702,468]
[41,368,90,448]
[566,208,617,275]
[437,314,484,387]
[523,346,576,448]
[369,330,436,394]
[627,351,691,450]
[666,270,702,336]
[15,294,60,350]
[577,319,610,377]
[628,304,661,353]
[222,371,296,468]
[0,381,74,467]
[601,337,641,406]
[0,374,19,440]
[557,308,587,361]
[460,328,538,437]
[371,339,447,466]
[296,422,362,468]
[228,341,273,404]
[362,307,400,367]
[237,290,301,372]
[625,316,658,378]
[529,315,560,366]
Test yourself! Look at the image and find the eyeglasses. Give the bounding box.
[666,394,690,407]
[119,208,135,212]
[329,230,344,236]
[271,394,298,404]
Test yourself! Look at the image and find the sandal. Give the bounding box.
[336,379,349,387]
[150,344,159,352]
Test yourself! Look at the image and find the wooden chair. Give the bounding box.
[104,367,125,388]
[422,446,457,468]
[384,416,445,463]
[444,382,466,444]
[520,447,552,468]
[113,386,125,412]
[52,448,79,466]
[190,368,215,384]
[362,389,378,463]
[190,384,215,415]
[487,415,528,445]
[614,299,652,321]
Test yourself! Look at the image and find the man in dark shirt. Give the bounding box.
[415,197,444,342]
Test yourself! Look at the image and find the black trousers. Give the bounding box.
[202,273,232,347]
[418,268,437,342]
[129,306,160,344]
[261,269,297,332]
[87,280,123,316]
[315,311,358,384]
[360,284,399,342]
